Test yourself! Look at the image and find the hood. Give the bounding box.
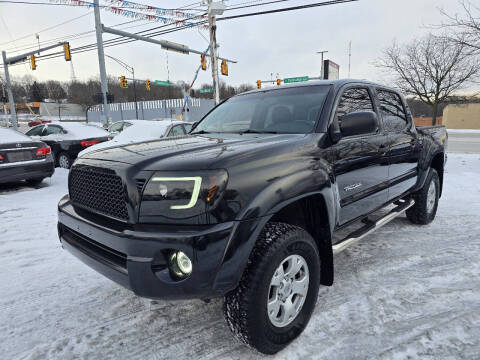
[79,133,314,171]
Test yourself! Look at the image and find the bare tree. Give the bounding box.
[439,0,480,53]
[376,34,480,125]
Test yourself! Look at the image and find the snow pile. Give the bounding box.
[0,154,479,359]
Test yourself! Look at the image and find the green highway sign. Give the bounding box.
[154,80,171,86]
[283,76,309,84]
[199,88,214,93]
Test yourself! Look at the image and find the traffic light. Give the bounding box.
[30,55,36,70]
[146,79,151,91]
[201,54,206,71]
[256,80,261,89]
[276,78,281,86]
[221,59,228,76]
[64,42,71,61]
[120,75,128,88]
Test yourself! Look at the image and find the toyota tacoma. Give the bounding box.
[57,80,447,354]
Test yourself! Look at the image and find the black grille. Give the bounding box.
[69,165,129,221]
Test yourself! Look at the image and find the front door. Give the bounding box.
[330,86,389,226]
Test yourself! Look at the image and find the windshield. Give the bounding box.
[193,85,330,134]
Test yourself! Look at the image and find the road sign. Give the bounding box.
[283,76,309,84]
[199,88,214,93]
[155,80,171,86]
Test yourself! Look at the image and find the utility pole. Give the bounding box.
[93,0,111,125]
[317,50,328,79]
[207,0,225,105]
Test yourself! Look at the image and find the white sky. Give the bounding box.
[0,0,464,88]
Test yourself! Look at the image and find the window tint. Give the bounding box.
[45,125,63,135]
[336,87,374,119]
[26,125,45,136]
[377,90,408,132]
[168,125,186,137]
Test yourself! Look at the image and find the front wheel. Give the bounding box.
[406,168,440,225]
[224,222,320,354]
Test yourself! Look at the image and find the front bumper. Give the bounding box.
[0,157,55,184]
[58,195,240,300]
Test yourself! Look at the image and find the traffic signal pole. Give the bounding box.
[2,42,69,130]
[93,0,111,125]
[2,51,17,129]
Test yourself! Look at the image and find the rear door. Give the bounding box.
[330,86,389,225]
[375,89,420,201]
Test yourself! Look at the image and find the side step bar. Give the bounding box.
[332,199,415,255]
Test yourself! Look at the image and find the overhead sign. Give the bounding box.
[323,60,339,80]
[199,88,214,93]
[155,80,171,86]
[283,76,309,84]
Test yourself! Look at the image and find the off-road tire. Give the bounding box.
[223,222,320,354]
[26,178,44,186]
[406,168,440,225]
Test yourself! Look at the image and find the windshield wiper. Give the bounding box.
[190,130,211,135]
[238,129,278,134]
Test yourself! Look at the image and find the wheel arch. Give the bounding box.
[430,152,445,197]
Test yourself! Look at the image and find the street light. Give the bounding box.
[317,50,328,79]
[105,54,139,119]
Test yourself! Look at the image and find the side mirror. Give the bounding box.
[340,111,378,137]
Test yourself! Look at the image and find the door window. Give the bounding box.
[26,125,45,136]
[45,125,63,135]
[183,123,192,132]
[109,122,124,132]
[168,125,186,137]
[335,87,375,136]
[376,90,408,132]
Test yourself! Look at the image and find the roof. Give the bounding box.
[239,79,390,97]
[0,128,31,144]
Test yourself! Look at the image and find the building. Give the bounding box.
[443,103,480,129]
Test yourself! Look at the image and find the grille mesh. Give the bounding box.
[69,165,129,221]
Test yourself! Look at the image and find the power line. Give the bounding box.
[0,11,92,46]
[0,0,204,10]
[218,0,359,21]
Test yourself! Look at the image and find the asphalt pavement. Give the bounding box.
[447,131,480,153]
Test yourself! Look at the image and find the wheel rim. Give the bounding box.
[59,155,69,169]
[426,180,436,214]
[267,254,309,328]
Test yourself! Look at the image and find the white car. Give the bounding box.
[79,120,191,157]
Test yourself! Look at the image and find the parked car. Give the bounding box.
[107,120,135,137]
[28,119,51,127]
[25,122,110,169]
[0,128,54,185]
[80,120,191,157]
[57,80,447,354]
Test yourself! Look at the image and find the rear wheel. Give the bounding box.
[57,153,71,169]
[406,168,440,225]
[224,222,320,354]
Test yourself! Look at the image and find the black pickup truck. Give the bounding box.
[57,80,447,354]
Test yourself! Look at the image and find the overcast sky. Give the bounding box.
[0,0,465,88]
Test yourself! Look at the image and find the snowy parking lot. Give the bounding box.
[1,153,479,359]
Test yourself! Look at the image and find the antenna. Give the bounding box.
[348,41,352,78]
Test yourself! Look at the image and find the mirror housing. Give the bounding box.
[340,111,378,138]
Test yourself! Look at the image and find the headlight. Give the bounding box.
[141,169,228,220]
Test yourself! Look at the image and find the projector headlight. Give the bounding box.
[141,170,228,220]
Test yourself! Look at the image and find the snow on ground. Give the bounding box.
[0,154,479,359]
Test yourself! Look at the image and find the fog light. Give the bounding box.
[169,251,193,278]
